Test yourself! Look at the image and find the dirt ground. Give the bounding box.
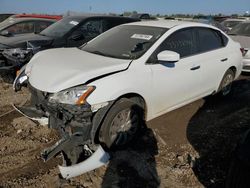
[0,74,249,188]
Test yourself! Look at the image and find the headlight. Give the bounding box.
[49,86,95,105]
[13,65,28,92]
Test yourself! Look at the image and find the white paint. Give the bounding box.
[26,21,242,121]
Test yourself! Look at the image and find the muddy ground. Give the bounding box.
[0,75,249,188]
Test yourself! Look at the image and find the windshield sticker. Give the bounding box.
[131,34,153,40]
[69,21,79,26]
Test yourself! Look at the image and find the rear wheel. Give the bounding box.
[99,98,144,148]
[218,69,235,96]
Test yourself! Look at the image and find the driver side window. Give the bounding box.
[71,19,102,39]
[147,28,196,64]
[5,21,35,35]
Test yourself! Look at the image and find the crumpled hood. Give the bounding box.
[0,33,53,48]
[26,48,132,93]
[229,35,250,49]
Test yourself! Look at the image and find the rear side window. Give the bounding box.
[5,21,34,35]
[159,28,196,58]
[197,28,225,53]
[35,21,53,33]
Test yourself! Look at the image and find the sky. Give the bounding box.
[0,0,249,15]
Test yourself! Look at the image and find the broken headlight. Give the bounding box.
[13,65,28,91]
[49,86,95,105]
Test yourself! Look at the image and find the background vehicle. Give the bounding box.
[221,18,245,30]
[0,13,14,23]
[0,15,139,82]
[0,17,57,37]
[228,21,250,72]
[14,21,242,172]
[192,19,229,33]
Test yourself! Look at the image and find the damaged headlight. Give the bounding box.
[49,86,95,105]
[13,65,28,91]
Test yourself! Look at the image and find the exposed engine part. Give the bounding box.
[13,84,114,178]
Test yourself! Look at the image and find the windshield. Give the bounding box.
[40,17,82,38]
[81,25,167,59]
[228,22,250,37]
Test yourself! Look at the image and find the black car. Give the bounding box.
[0,14,14,23]
[0,17,56,37]
[0,15,139,82]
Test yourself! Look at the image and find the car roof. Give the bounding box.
[5,17,56,22]
[125,20,215,29]
[63,15,139,21]
[224,18,245,22]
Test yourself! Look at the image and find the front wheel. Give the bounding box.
[99,98,144,149]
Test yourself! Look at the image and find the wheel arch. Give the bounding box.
[116,92,147,120]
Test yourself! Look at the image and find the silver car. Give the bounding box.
[229,21,250,72]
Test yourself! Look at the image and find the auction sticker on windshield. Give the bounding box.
[131,34,153,40]
[69,21,79,26]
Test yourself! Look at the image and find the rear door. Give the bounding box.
[194,27,229,94]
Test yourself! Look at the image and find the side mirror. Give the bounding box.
[69,32,85,41]
[0,30,10,36]
[157,50,180,63]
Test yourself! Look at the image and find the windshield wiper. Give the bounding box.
[90,50,118,59]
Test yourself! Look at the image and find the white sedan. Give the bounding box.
[14,20,242,175]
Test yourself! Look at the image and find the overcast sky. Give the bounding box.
[0,0,249,15]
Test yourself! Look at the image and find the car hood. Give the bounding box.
[0,33,53,48]
[26,48,132,93]
[229,35,250,49]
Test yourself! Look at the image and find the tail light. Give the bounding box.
[240,48,248,56]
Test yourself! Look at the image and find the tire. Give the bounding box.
[99,98,144,149]
[218,69,235,96]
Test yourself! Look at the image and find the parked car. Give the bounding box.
[0,17,57,37]
[221,18,245,30]
[13,20,242,174]
[0,14,14,23]
[192,19,229,33]
[0,15,139,82]
[228,21,250,72]
[131,13,156,20]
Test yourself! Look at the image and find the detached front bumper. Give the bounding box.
[14,85,112,178]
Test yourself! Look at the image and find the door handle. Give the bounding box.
[190,65,200,71]
[221,58,228,62]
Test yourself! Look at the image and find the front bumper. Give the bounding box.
[14,84,112,178]
[242,58,250,72]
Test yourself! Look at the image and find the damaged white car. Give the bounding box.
[13,20,242,178]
